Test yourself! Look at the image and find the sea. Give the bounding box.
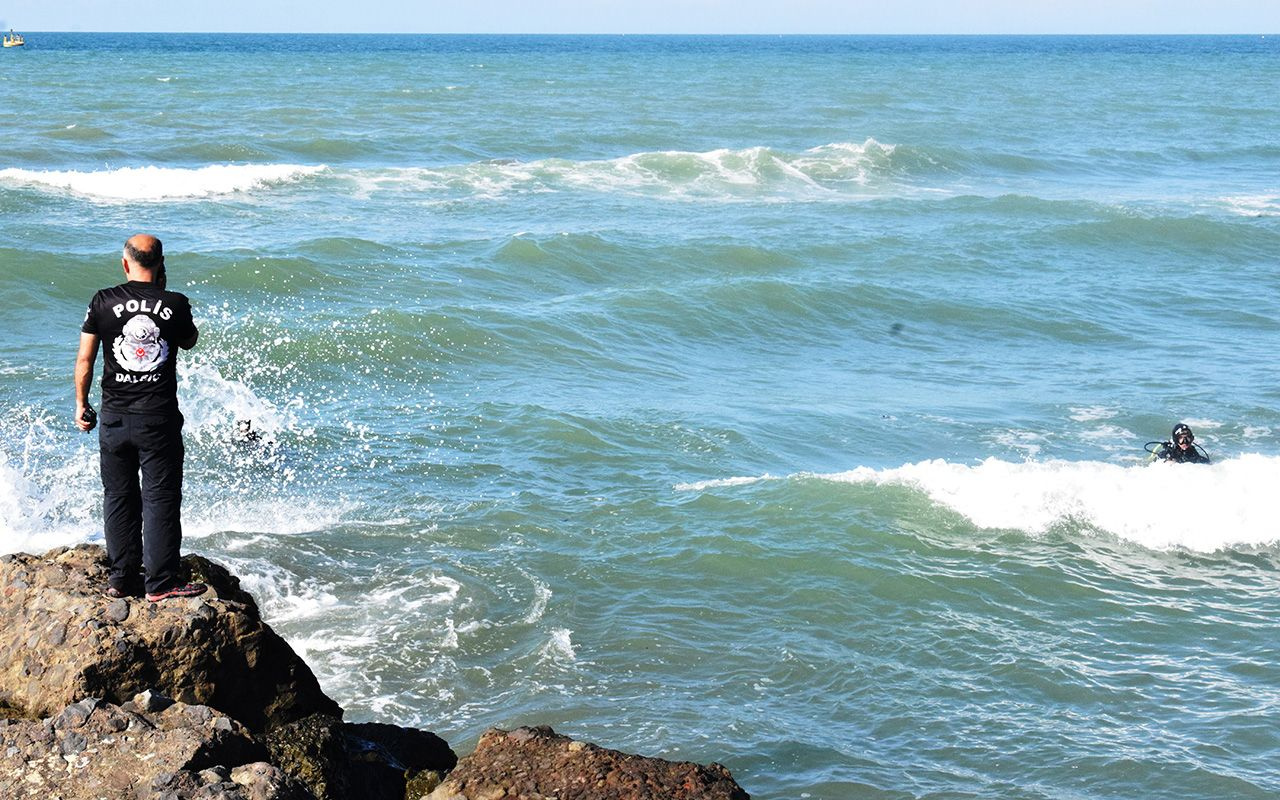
[1,33,1278,799]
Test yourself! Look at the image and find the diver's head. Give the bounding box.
[1172,423,1194,449]
[122,234,164,282]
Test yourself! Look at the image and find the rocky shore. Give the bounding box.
[0,545,749,799]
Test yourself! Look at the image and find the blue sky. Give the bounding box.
[3,1,1279,34]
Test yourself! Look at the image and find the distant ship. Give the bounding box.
[3,30,25,48]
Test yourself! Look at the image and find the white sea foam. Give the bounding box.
[522,579,553,625]
[0,352,346,557]
[673,474,778,492]
[991,430,1047,458]
[1221,194,1280,217]
[833,456,1280,551]
[217,557,342,623]
[679,456,1280,552]
[538,628,577,664]
[1068,406,1117,422]
[347,140,901,202]
[0,163,326,201]
[0,452,100,554]
[183,499,349,538]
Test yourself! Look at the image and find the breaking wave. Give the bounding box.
[345,139,914,201]
[0,163,327,201]
[678,455,1280,552]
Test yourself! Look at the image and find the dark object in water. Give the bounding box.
[235,419,262,443]
[1145,423,1211,464]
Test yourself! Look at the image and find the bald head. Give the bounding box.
[122,234,166,286]
[123,234,163,272]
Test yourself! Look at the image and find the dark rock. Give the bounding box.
[426,726,750,800]
[346,720,457,774]
[346,720,457,800]
[267,713,458,800]
[266,714,349,800]
[106,597,130,622]
[0,545,340,733]
[59,729,88,754]
[52,696,98,728]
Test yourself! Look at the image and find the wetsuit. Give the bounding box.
[82,281,197,594]
[1149,441,1210,464]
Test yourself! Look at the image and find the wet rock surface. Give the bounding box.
[425,726,750,800]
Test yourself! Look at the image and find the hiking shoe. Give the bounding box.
[146,582,208,602]
[104,584,142,599]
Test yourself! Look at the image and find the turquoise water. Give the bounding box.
[2,34,1280,798]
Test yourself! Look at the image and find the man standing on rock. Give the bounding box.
[74,234,207,602]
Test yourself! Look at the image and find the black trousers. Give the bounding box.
[99,411,185,594]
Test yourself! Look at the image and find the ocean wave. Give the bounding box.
[677,456,1280,552]
[42,123,114,142]
[1046,208,1277,256]
[346,139,909,201]
[0,163,327,201]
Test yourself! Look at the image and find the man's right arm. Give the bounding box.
[176,296,198,350]
[74,333,100,431]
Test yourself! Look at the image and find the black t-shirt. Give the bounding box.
[81,281,197,415]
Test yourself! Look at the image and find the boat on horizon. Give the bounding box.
[3,30,25,48]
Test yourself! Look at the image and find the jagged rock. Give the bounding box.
[0,545,341,733]
[0,693,310,799]
[424,726,749,800]
[267,713,456,800]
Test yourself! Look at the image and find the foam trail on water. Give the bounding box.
[0,164,327,201]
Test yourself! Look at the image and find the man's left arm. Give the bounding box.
[74,333,100,431]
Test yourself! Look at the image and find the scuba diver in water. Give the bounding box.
[1147,423,1211,464]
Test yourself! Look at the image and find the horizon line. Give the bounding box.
[7,30,1277,36]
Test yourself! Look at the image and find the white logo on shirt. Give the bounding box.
[112,314,169,372]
